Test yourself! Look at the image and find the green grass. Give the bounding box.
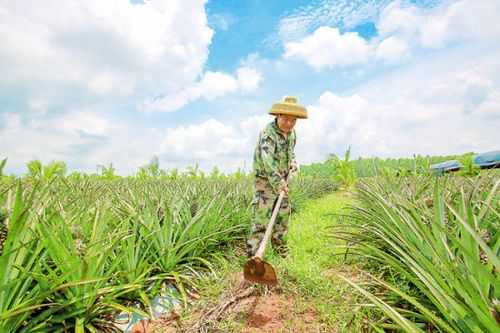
[268,192,379,331]
[153,191,381,332]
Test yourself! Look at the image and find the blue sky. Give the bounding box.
[0,0,499,176]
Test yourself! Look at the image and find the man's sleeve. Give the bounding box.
[260,134,287,192]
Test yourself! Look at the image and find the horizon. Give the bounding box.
[1,149,490,178]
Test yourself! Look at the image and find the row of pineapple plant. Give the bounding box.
[335,171,499,332]
[0,177,337,332]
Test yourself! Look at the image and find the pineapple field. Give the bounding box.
[0,157,498,332]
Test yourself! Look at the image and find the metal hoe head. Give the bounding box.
[243,257,278,285]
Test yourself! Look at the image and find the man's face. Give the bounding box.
[277,114,298,134]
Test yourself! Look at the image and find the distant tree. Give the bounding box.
[98,163,118,180]
[26,159,67,181]
[137,155,164,179]
[232,167,247,180]
[68,171,87,180]
[328,146,357,190]
[184,164,201,179]
[168,168,179,180]
[150,156,161,179]
[44,160,67,180]
[209,166,222,179]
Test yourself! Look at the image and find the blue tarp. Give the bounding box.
[429,150,500,174]
[474,150,500,168]
[429,160,463,174]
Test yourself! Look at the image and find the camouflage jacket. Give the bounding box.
[253,119,298,193]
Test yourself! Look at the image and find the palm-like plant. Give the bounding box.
[26,160,66,181]
[328,146,357,190]
[458,152,480,176]
[98,163,118,180]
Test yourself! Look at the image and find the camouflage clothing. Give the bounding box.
[247,119,298,257]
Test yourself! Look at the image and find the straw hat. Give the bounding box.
[268,96,308,119]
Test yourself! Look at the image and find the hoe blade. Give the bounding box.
[243,257,278,285]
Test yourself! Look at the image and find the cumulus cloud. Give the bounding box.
[50,111,116,137]
[158,115,270,172]
[379,0,500,48]
[295,59,500,163]
[0,0,213,107]
[142,67,262,112]
[375,36,408,60]
[160,119,243,160]
[278,0,393,43]
[0,110,163,176]
[284,27,370,69]
[282,0,500,69]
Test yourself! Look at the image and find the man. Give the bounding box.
[247,96,308,258]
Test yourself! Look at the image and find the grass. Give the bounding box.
[166,191,381,332]
[270,192,379,332]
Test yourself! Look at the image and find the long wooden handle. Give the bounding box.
[254,174,290,259]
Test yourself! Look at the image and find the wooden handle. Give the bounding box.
[254,173,290,259]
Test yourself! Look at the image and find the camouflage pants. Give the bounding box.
[246,178,291,257]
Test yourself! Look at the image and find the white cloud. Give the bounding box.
[378,0,500,48]
[191,72,239,100]
[471,92,500,118]
[375,36,408,60]
[282,0,500,69]
[0,0,213,103]
[294,55,500,163]
[51,111,115,136]
[237,68,262,92]
[295,88,499,164]
[158,115,270,172]
[0,110,162,176]
[142,67,262,112]
[160,119,247,160]
[377,1,424,40]
[278,0,392,43]
[284,27,370,69]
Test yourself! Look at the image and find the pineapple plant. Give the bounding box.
[0,208,8,256]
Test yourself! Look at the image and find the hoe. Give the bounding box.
[243,175,289,285]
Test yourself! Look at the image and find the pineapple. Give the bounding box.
[0,208,8,256]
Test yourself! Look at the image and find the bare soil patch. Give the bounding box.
[149,274,332,332]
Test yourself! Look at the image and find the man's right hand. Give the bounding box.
[282,186,289,197]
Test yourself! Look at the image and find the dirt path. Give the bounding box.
[148,275,335,333]
[147,193,373,332]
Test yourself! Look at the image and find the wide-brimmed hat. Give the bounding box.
[268,96,308,119]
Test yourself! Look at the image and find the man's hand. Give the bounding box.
[282,186,289,197]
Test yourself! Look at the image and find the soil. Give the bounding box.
[149,275,332,333]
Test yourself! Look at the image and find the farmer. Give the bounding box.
[247,96,308,258]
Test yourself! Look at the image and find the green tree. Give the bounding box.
[26,159,67,181]
[209,166,222,179]
[137,155,165,179]
[168,167,179,180]
[328,146,357,190]
[184,164,203,179]
[98,163,118,180]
